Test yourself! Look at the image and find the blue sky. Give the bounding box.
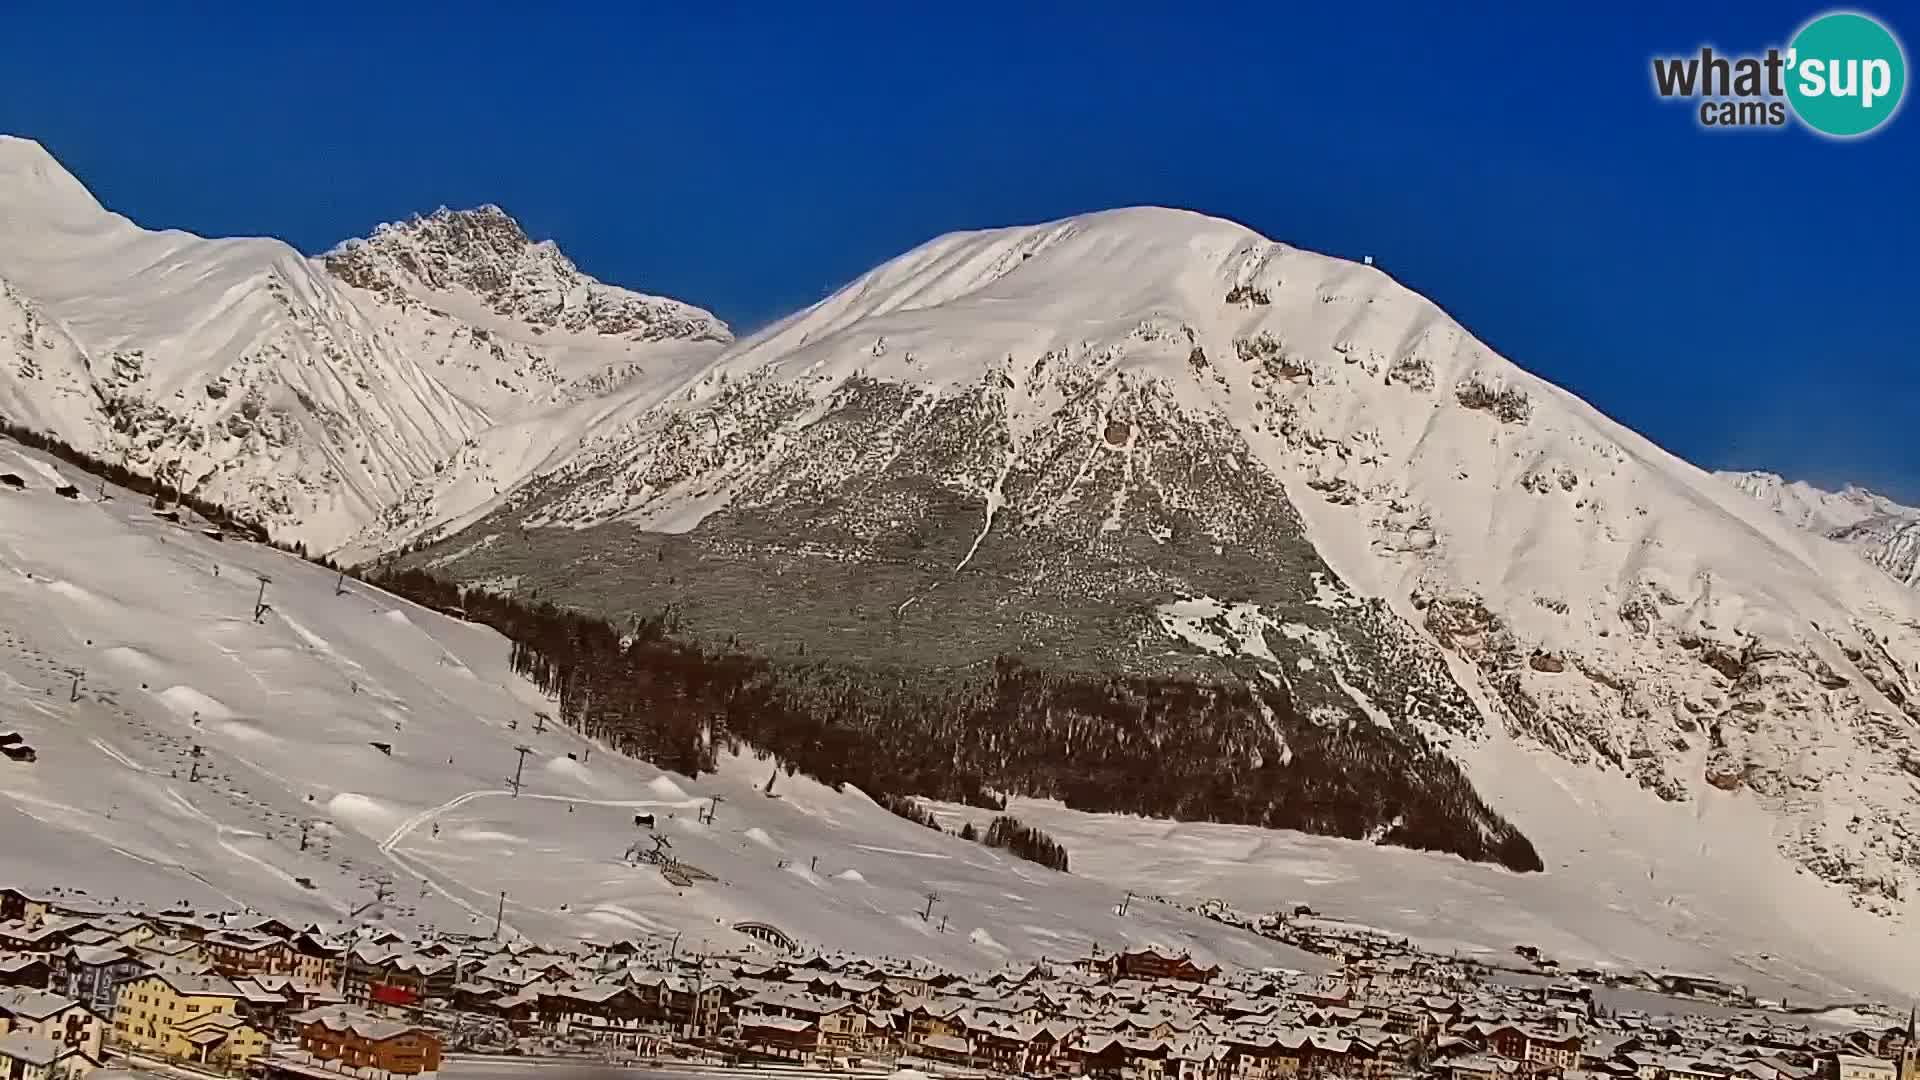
[3,3,1916,497]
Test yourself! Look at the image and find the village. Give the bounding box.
[0,884,1916,1080]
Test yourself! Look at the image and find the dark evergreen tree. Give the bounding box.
[982,815,1070,873]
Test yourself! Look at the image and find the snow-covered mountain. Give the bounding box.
[1714,470,1904,534]
[1720,470,1920,589]
[0,135,726,552]
[408,207,1920,939]
[7,136,1920,993]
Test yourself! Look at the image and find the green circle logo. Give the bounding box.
[1786,11,1907,137]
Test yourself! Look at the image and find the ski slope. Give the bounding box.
[0,437,1315,973]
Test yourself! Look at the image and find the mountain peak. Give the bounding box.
[409,190,1920,953]
[0,134,105,220]
[337,203,538,293]
[708,205,1383,400]
[324,205,730,345]
[406,203,533,256]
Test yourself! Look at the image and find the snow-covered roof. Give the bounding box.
[292,1007,431,1043]
[0,989,79,1020]
[0,1033,73,1067]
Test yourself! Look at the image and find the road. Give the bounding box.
[440,1060,897,1080]
[443,1064,688,1080]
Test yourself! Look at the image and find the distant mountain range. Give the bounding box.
[3,134,1919,962]
[1718,470,1920,589]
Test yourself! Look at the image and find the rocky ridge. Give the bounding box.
[1720,470,1920,590]
[324,205,731,345]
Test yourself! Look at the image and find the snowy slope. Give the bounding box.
[0,435,1310,973]
[7,430,1916,998]
[1720,470,1920,589]
[431,208,1920,938]
[331,367,706,566]
[0,276,106,449]
[1830,515,1920,588]
[0,135,484,550]
[0,136,727,553]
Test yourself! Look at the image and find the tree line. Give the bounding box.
[878,795,1070,873]
[350,562,1541,872]
[0,416,270,543]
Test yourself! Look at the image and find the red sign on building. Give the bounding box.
[369,983,418,1007]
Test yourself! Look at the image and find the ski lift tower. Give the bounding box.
[506,745,533,796]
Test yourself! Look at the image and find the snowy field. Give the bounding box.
[0,439,1317,974]
[930,753,1920,1004]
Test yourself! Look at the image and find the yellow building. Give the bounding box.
[89,915,159,951]
[112,971,253,1062]
[0,889,54,925]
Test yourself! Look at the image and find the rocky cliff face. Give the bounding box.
[324,205,730,344]
[1831,515,1920,588]
[0,276,108,451]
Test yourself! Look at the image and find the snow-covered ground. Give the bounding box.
[935,719,1920,1003]
[0,438,1315,974]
